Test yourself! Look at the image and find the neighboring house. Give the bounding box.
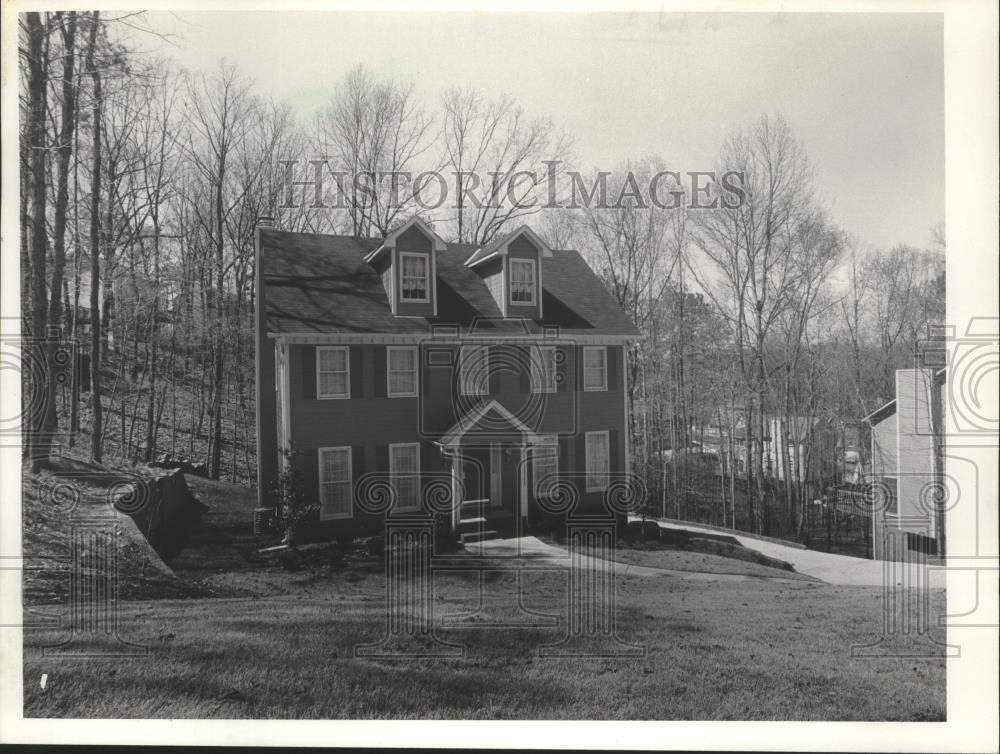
[255,216,640,540]
[700,412,844,484]
[864,368,946,561]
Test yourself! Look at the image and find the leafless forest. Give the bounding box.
[20,11,944,542]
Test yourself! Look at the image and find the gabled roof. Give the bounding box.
[863,398,898,425]
[862,368,947,425]
[260,229,640,338]
[465,225,552,268]
[437,399,543,447]
[363,216,447,263]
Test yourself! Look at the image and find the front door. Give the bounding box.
[462,447,489,505]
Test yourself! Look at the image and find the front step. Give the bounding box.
[458,516,487,534]
[460,528,501,544]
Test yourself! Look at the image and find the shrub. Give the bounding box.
[268,445,321,548]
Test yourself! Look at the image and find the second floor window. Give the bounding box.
[387,346,418,397]
[399,252,429,302]
[583,346,607,391]
[317,346,350,399]
[510,259,536,305]
[460,345,489,396]
[531,345,558,393]
[533,438,559,497]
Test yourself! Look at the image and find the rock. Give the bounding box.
[365,535,384,557]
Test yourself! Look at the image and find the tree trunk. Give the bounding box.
[86,12,104,463]
[42,11,79,462]
[25,13,51,469]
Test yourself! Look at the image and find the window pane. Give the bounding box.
[401,255,428,299]
[586,434,609,489]
[390,371,414,394]
[321,448,351,516]
[392,446,420,509]
[532,346,557,391]
[320,372,347,397]
[462,346,488,394]
[511,260,535,302]
[584,348,606,389]
[534,439,558,495]
[389,349,417,395]
[321,348,346,371]
[391,348,415,371]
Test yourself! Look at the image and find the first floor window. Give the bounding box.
[533,438,559,497]
[319,446,352,519]
[400,252,429,302]
[388,346,418,397]
[585,431,610,491]
[390,443,421,511]
[510,258,536,304]
[531,345,558,393]
[583,347,607,391]
[317,346,350,399]
[460,345,489,396]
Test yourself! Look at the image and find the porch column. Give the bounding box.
[519,440,529,523]
[450,449,462,530]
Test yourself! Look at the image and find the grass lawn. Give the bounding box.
[23,555,946,720]
[21,464,946,721]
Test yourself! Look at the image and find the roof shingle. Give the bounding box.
[260,229,639,337]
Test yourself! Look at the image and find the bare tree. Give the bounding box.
[84,11,105,461]
[318,65,435,237]
[22,12,51,469]
[441,87,571,245]
[689,114,815,533]
[182,61,261,478]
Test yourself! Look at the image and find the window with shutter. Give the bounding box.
[460,345,489,396]
[317,347,350,399]
[319,446,352,519]
[531,345,557,393]
[585,431,610,491]
[533,437,559,497]
[583,347,607,391]
[389,443,421,511]
[387,346,418,397]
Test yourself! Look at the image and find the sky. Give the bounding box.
[142,11,944,250]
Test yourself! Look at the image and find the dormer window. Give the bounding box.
[466,225,551,318]
[510,259,537,305]
[363,215,446,316]
[399,252,430,302]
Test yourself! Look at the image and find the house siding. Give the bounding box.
[479,257,505,314]
[870,368,941,561]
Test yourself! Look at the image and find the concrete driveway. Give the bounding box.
[647,519,946,588]
[463,535,810,584]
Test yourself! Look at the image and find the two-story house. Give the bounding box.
[255,216,640,541]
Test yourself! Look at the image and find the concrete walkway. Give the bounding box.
[647,519,946,588]
[463,536,807,584]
